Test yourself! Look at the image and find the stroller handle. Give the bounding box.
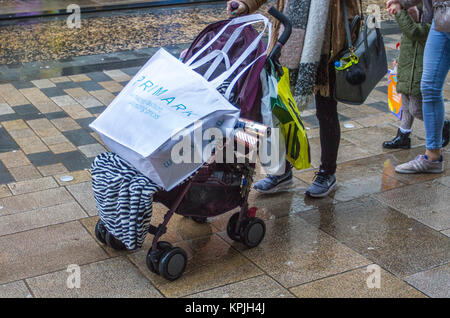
[268,6,292,46]
[267,7,292,63]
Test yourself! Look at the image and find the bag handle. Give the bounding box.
[210,19,270,88]
[185,14,271,89]
[189,50,231,71]
[223,53,266,99]
[341,0,381,66]
[203,20,263,80]
[341,0,354,50]
[185,14,270,67]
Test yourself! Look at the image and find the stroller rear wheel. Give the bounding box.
[94,220,107,244]
[242,218,266,248]
[158,247,188,281]
[105,231,127,251]
[227,212,266,248]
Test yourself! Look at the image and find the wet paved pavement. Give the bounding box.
[0,5,449,298]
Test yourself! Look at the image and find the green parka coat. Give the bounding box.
[395,8,431,96]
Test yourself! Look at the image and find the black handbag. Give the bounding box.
[334,0,388,105]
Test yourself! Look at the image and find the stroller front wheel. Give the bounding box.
[158,247,188,281]
[146,241,173,274]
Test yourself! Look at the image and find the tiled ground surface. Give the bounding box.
[0,8,449,298]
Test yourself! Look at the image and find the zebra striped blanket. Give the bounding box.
[91,152,161,250]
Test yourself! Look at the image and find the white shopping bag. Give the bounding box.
[90,14,271,190]
[259,68,286,175]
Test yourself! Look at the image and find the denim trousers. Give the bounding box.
[421,21,450,150]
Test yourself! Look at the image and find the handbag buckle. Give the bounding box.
[334,50,359,71]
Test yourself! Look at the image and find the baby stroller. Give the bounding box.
[94,7,292,281]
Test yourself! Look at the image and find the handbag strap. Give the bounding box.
[341,0,354,50]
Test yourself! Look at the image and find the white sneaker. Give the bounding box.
[395,155,444,174]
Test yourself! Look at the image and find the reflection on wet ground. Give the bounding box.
[0,3,449,298]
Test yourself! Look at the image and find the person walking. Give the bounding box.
[383,4,432,149]
[227,0,361,197]
[387,0,450,174]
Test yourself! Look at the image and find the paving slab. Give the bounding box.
[186,275,295,298]
[0,184,12,198]
[0,222,108,284]
[0,281,33,298]
[7,176,58,195]
[0,150,30,168]
[405,263,450,298]
[0,187,74,216]
[218,216,370,288]
[66,181,97,216]
[0,202,87,236]
[26,257,162,298]
[128,235,263,297]
[290,266,426,298]
[373,181,450,231]
[297,197,450,277]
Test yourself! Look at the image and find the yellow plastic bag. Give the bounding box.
[270,66,311,170]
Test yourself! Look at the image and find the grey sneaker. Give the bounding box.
[305,170,337,198]
[253,169,293,194]
[395,155,444,174]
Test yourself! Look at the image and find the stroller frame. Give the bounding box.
[95,7,292,281]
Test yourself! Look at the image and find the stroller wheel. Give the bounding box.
[105,231,127,251]
[242,217,266,248]
[94,220,107,244]
[157,241,173,251]
[146,241,173,274]
[158,247,187,281]
[226,212,241,242]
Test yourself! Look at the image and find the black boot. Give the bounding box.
[442,120,449,148]
[383,128,411,149]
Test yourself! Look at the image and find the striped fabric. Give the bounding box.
[91,152,161,250]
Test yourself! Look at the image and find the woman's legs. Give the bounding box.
[305,63,340,197]
[395,22,449,174]
[315,93,340,175]
[421,21,450,159]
